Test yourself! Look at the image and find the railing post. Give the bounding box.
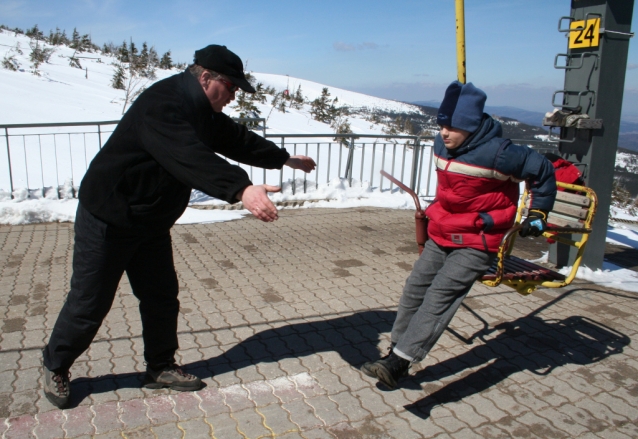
[4,127,14,199]
[97,123,103,149]
[410,137,421,191]
[344,136,355,187]
[279,137,284,188]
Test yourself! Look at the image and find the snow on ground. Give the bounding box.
[1,28,637,293]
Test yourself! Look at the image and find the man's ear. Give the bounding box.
[198,71,211,90]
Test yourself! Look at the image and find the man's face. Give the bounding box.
[199,71,237,112]
[439,125,471,150]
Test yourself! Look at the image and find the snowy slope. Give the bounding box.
[0,29,420,132]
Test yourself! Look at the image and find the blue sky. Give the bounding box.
[2,0,637,116]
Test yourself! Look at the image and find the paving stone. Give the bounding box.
[119,398,150,430]
[63,405,95,437]
[149,422,184,438]
[257,403,299,435]
[33,410,65,439]
[329,391,370,422]
[575,398,629,427]
[305,394,347,427]
[232,407,273,438]
[282,399,324,430]
[270,376,305,403]
[243,380,279,407]
[537,406,590,437]
[145,394,177,425]
[4,414,38,439]
[171,391,205,421]
[352,387,393,418]
[198,387,229,417]
[178,418,214,438]
[207,412,243,438]
[444,400,489,428]
[92,401,123,434]
[592,392,638,423]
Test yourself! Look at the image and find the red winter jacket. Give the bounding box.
[426,116,557,252]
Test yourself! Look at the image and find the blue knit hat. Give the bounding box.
[436,81,487,132]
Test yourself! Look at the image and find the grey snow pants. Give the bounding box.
[392,238,495,362]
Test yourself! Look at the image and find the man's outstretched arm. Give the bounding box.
[237,155,316,222]
[285,155,316,173]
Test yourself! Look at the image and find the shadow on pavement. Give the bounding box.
[403,290,631,419]
[70,288,632,412]
[69,310,396,407]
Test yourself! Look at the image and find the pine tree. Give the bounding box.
[331,116,353,147]
[148,46,159,67]
[111,63,126,90]
[56,29,69,46]
[310,88,345,124]
[277,98,286,113]
[404,118,414,135]
[49,28,64,45]
[234,91,262,128]
[291,85,305,109]
[70,28,80,50]
[118,40,129,63]
[159,51,173,69]
[310,88,333,124]
[252,83,267,104]
[26,24,44,41]
[2,53,18,71]
[29,38,54,67]
[128,40,138,68]
[69,51,82,69]
[80,33,92,52]
[138,42,149,71]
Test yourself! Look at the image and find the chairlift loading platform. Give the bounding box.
[381,170,598,296]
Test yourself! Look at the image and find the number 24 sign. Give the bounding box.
[569,18,600,49]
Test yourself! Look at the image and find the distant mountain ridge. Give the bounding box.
[412,100,638,153]
[409,102,550,143]
[412,101,547,127]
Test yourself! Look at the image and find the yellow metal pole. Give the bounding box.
[455,0,466,84]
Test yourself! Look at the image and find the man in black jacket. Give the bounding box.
[42,45,316,409]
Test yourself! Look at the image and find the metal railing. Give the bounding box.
[1,120,438,200]
[1,120,560,201]
[261,133,435,197]
[1,121,118,197]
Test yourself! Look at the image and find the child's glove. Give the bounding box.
[519,209,548,237]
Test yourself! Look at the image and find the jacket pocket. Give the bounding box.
[129,195,164,220]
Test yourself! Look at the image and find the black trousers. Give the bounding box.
[43,203,180,372]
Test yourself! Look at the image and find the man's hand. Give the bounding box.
[285,155,316,173]
[519,209,548,237]
[236,185,281,222]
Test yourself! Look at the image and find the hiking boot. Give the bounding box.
[143,363,202,391]
[43,366,71,409]
[361,350,410,389]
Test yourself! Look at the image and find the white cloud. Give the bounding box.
[333,42,356,52]
[333,41,378,52]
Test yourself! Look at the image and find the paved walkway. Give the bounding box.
[1,207,637,438]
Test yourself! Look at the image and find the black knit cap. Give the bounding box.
[194,45,255,93]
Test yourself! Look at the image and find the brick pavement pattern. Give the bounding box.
[1,207,637,438]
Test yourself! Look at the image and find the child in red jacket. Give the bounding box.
[361,81,557,389]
